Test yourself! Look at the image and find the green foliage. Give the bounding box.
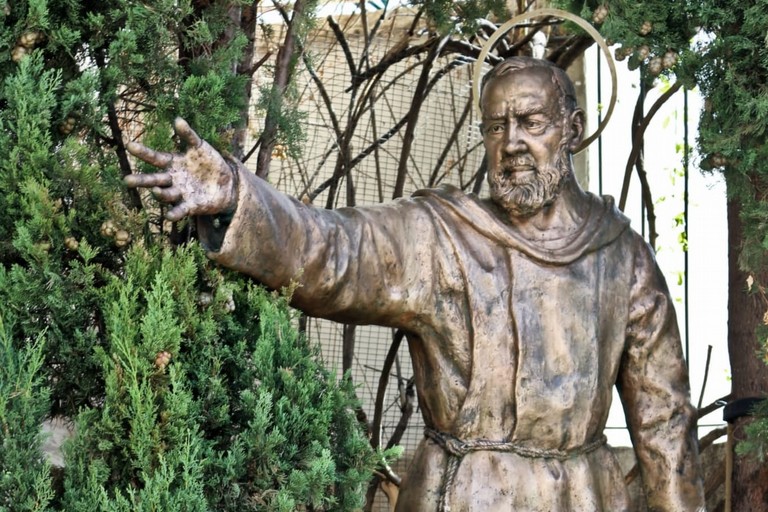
[0,49,117,413]
[0,316,53,512]
[735,399,768,462]
[60,247,210,511]
[255,84,309,159]
[551,1,768,271]
[416,0,506,35]
[0,0,381,509]
[179,71,249,147]
[58,246,379,510]
[689,3,768,272]
[554,0,693,80]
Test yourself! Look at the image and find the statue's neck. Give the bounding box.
[504,178,591,243]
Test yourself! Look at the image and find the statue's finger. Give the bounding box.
[174,118,203,148]
[124,172,172,188]
[151,186,182,203]
[166,203,190,222]
[126,141,173,168]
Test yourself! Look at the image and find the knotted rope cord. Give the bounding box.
[424,428,608,512]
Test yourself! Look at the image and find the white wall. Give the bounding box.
[583,47,730,446]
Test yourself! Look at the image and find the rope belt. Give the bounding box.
[424,428,608,512]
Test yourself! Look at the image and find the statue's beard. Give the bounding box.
[488,148,571,218]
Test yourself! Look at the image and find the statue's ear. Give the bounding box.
[567,108,585,152]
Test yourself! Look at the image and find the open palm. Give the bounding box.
[125,118,238,221]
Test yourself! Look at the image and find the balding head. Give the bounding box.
[481,57,578,119]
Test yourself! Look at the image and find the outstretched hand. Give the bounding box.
[125,118,238,221]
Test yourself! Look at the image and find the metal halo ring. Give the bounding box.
[472,8,617,154]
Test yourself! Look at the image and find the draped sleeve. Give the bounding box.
[618,235,705,511]
[197,167,439,328]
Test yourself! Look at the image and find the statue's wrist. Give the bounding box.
[198,158,241,251]
[210,209,235,230]
[222,157,241,215]
[198,211,230,252]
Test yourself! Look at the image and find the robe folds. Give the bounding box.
[200,169,705,511]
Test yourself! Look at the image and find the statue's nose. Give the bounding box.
[503,123,527,155]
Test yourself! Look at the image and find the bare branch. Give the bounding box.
[347,38,437,91]
[625,81,659,247]
[358,4,392,66]
[393,36,451,199]
[619,81,683,211]
[94,47,142,210]
[309,113,408,202]
[309,54,471,202]
[385,377,415,450]
[371,329,406,449]
[369,90,385,204]
[500,19,558,59]
[472,153,488,194]
[435,140,484,186]
[342,324,356,375]
[302,51,344,142]
[442,39,487,62]
[429,100,472,187]
[552,34,594,69]
[698,395,730,420]
[698,345,714,409]
[327,16,357,77]
[699,426,728,452]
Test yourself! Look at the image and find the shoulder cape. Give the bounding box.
[412,184,630,266]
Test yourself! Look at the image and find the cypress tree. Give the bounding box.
[0,1,383,509]
[0,315,53,512]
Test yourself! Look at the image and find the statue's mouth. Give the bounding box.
[505,164,534,174]
[500,164,536,185]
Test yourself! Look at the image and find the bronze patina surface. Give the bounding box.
[126,57,705,511]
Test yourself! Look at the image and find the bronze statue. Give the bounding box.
[126,57,705,511]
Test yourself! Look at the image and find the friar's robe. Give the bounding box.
[200,169,705,511]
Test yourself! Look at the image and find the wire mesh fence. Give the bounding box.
[244,8,487,509]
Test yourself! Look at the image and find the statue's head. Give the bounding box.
[480,57,584,217]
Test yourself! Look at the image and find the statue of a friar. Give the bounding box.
[126,56,705,511]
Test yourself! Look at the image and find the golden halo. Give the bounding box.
[472,8,617,154]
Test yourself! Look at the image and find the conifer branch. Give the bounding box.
[255,0,306,179]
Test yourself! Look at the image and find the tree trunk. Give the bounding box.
[727,198,768,511]
[231,3,259,160]
[255,0,305,179]
[180,2,263,161]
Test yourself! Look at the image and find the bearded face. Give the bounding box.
[480,66,578,219]
[487,142,571,218]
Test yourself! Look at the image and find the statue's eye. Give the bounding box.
[488,123,505,134]
[524,116,548,134]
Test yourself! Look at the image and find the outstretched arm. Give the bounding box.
[124,119,439,327]
[125,118,238,221]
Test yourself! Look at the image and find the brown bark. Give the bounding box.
[231,3,259,160]
[93,48,142,210]
[392,36,447,199]
[342,324,356,375]
[255,0,305,179]
[727,198,768,511]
